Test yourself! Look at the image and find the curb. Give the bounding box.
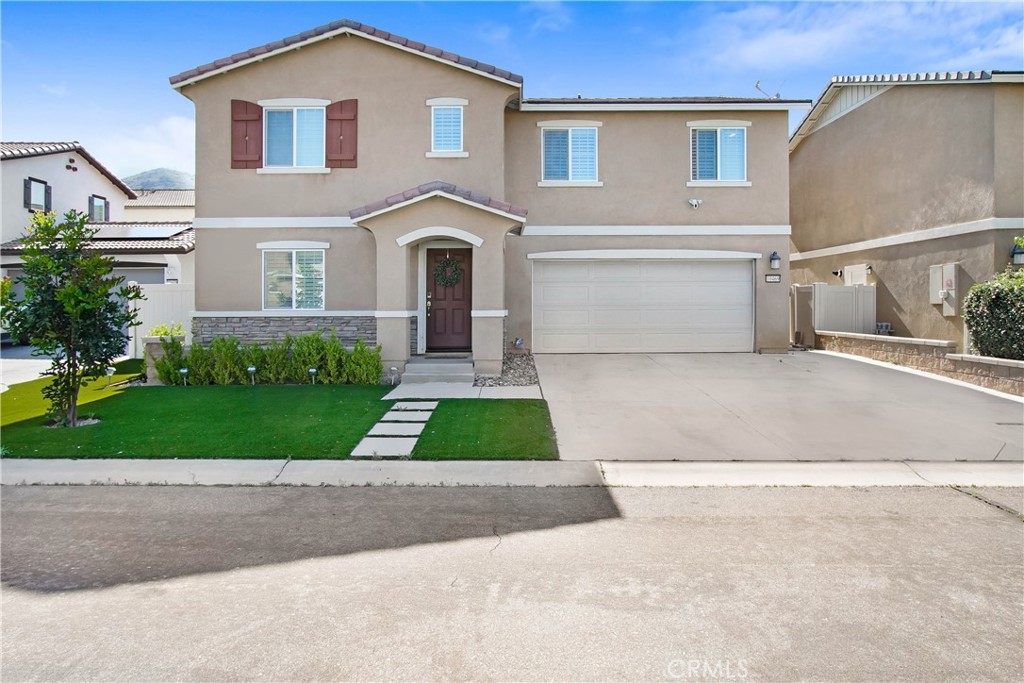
[1,459,1021,488]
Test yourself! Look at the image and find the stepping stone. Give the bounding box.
[381,410,433,422]
[368,422,425,437]
[351,437,418,458]
[393,401,439,411]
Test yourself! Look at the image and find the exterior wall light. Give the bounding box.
[247,366,257,385]
[769,251,781,270]
[1012,242,1024,265]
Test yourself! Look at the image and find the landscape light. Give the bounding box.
[247,366,257,385]
[309,368,317,384]
[180,367,189,386]
[105,366,116,387]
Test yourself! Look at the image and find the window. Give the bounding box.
[263,250,325,310]
[264,107,325,168]
[690,127,747,182]
[432,107,463,152]
[23,177,51,212]
[88,195,109,222]
[542,127,598,183]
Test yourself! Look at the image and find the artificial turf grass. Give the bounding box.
[0,358,144,428]
[1,384,392,458]
[412,399,558,460]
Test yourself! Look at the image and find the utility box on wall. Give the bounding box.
[928,263,958,316]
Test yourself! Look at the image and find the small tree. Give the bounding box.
[6,211,144,426]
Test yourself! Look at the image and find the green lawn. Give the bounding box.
[1,373,559,459]
[414,399,558,460]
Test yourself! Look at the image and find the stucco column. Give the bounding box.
[471,239,506,375]
[374,237,413,371]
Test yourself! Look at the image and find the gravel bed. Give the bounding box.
[473,352,539,387]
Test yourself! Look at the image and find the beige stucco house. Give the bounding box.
[171,19,809,375]
[790,71,1024,347]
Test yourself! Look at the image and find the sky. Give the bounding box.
[2,1,1022,177]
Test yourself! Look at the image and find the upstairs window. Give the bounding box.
[88,195,109,222]
[541,126,599,183]
[263,249,325,310]
[264,107,326,168]
[426,98,468,158]
[23,177,51,212]
[689,123,748,183]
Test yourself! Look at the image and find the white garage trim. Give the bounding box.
[532,258,755,354]
[528,249,762,260]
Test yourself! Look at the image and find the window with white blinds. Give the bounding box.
[263,250,325,310]
[542,127,598,182]
[432,106,463,152]
[690,127,746,181]
[265,107,325,168]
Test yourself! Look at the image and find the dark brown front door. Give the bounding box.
[426,248,472,350]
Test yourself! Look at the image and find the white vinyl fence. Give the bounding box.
[791,284,876,343]
[128,283,194,359]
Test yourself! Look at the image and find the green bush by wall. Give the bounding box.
[963,266,1024,360]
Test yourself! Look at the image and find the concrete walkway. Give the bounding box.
[2,459,1021,488]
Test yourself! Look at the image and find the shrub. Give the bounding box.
[323,331,348,384]
[154,337,186,385]
[292,332,327,383]
[148,321,185,337]
[963,266,1024,360]
[346,338,383,385]
[263,335,294,384]
[210,336,247,385]
[185,343,214,385]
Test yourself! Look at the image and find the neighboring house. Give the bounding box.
[170,18,809,375]
[789,71,1024,347]
[1,142,136,245]
[124,190,196,223]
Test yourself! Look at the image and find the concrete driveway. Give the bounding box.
[536,352,1024,462]
[0,345,50,392]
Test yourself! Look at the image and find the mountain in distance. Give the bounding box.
[123,168,195,190]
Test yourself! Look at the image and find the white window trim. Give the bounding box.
[688,125,748,184]
[261,248,326,311]
[258,98,331,107]
[540,126,600,184]
[426,97,468,106]
[263,106,326,169]
[429,103,465,155]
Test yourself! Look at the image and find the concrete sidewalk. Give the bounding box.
[2,459,1021,488]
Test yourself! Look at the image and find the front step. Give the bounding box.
[402,358,474,384]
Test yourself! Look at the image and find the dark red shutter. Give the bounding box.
[326,99,357,168]
[23,179,31,209]
[44,185,52,212]
[231,100,262,169]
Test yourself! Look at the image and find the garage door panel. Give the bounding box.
[534,259,753,353]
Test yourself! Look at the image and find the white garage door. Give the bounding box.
[533,259,753,353]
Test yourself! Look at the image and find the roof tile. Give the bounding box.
[349,180,527,220]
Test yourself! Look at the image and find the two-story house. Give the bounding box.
[789,71,1024,347]
[171,19,809,375]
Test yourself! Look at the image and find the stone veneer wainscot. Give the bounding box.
[193,316,377,346]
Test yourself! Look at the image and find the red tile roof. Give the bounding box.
[169,19,523,88]
[349,180,527,220]
[0,142,136,199]
[1,222,194,255]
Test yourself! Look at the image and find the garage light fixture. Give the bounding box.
[768,251,781,270]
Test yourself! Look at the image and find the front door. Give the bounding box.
[426,248,472,350]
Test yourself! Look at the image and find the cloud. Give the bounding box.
[88,116,195,178]
[524,1,572,33]
[477,21,512,46]
[40,83,67,97]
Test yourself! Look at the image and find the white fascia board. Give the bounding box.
[193,217,356,229]
[256,240,330,250]
[791,217,1024,261]
[991,73,1024,83]
[527,249,763,260]
[520,103,811,112]
[353,190,525,224]
[522,225,791,236]
[172,30,524,90]
[193,310,374,317]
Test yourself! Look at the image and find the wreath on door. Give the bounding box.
[432,257,463,288]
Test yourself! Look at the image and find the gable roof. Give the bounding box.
[349,180,527,223]
[125,189,195,208]
[1,222,194,255]
[790,70,1024,152]
[1,142,137,199]
[169,19,523,90]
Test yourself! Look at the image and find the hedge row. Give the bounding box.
[963,266,1024,361]
[154,332,383,385]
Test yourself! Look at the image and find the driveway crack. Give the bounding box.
[270,458,291,485]
[949,485,1024,522]
[490,525,502,553]
[902,461,932,485]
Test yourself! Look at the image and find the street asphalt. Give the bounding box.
[2,485,1021,682]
